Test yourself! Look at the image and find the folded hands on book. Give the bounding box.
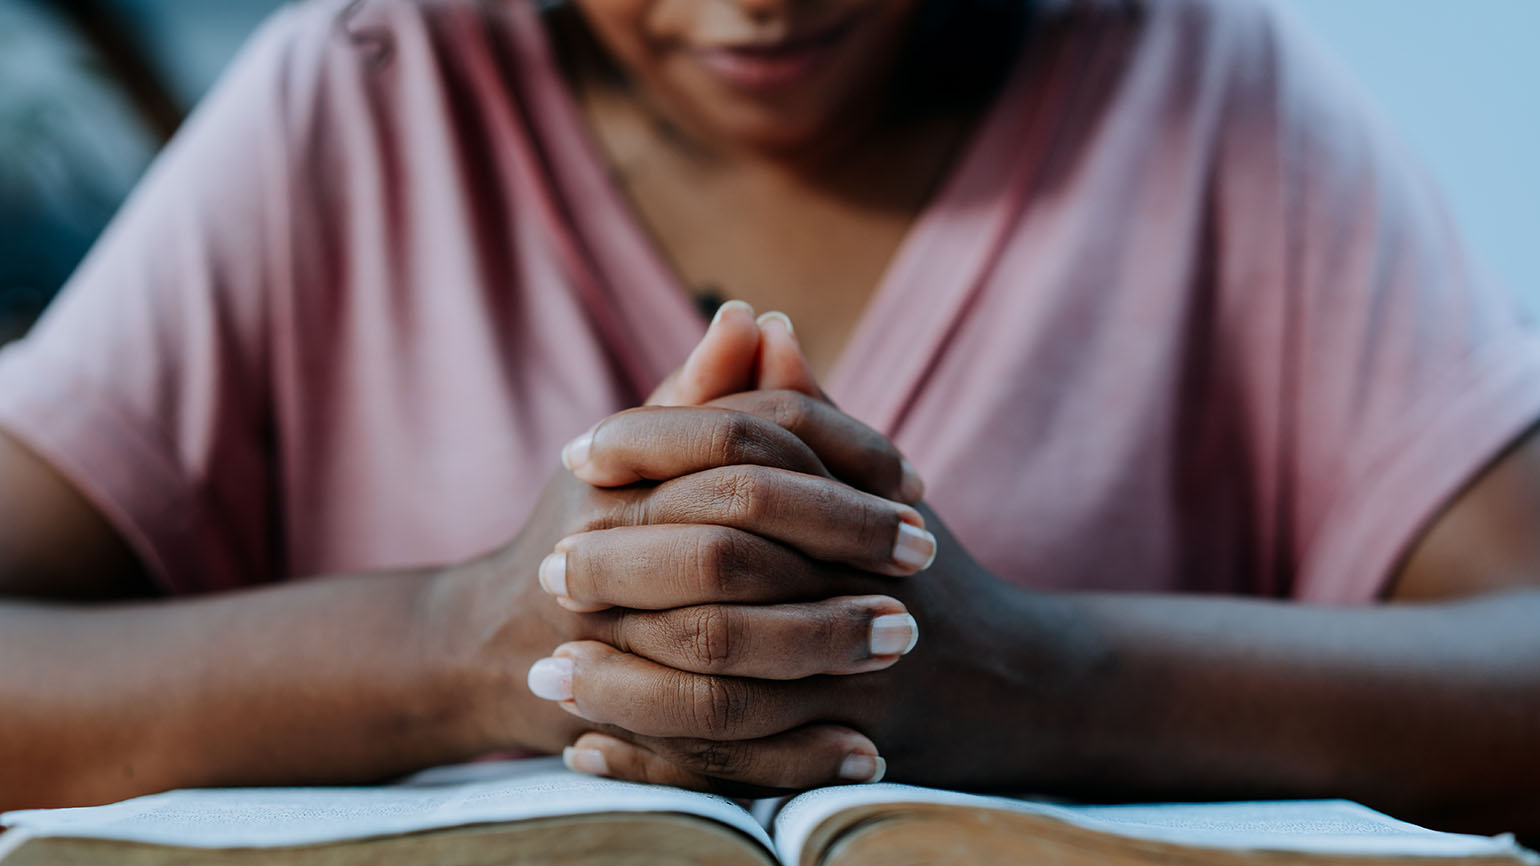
[430,302,1059,796]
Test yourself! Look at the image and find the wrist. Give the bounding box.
[413,554,519,757]
[1005,590,1110,786]
[417,544,573,758]
[923,580,1105,788]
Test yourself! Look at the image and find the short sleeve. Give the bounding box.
[1215,1,1540,603]
[0,6,326,594]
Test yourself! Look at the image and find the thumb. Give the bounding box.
[647,300,761,406]
[754,312,824,400]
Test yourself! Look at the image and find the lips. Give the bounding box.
[692,23,853,93]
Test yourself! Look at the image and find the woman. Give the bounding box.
[0,0,1537,837]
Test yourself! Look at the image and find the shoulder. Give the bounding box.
[1033,0,1400,195]
[987,0,1317,192]
[1019,0,1336,112]
[1034,0,1299,55]
[249,0,513,59]
[1120,0,1386,152]
[1022,0,1282,53]
[206,0,561,236]
[1000,0,1313,141]
[229,0,540,137]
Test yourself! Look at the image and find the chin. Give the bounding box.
[700,108,842,157]
[661,76,861,160]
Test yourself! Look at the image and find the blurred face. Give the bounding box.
[572,0,926,155]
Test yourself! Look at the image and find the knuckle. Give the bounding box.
[709,467,773,524]
[867,439,905,490]
[686,528,747,597]
[705,412,757,467]
[764,390,813,434]
[816,602,851,655]
[605,611,635,654]
[854,501,900,561]
[677,739,743,776]
[684,673,747,739]
[681,606,735,672]
[612,492,653,531]
[575,490,649,533]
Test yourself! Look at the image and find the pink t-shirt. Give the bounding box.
[2,0,1538,603]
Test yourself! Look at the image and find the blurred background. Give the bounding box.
[1,0,1537,345]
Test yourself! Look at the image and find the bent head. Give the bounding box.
[570,0,928,155]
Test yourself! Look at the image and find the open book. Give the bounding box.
[2,758,1534,865]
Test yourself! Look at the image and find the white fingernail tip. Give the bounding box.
[756,311,795,336]
[561,432,593,471]
[563,746,609,776]
[839,754,888,783]
[538,552,568,597]
[712,299,755,325]
[892,523,937,572]
[869,613,919,657]
[527,657,574,701]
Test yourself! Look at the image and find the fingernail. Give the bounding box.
[563,746,609,776]
[561,432,592,471]
[556,596,610,614]
[869,613,920,657]
[892,523,937,572]
[538,553,568,597]
[527,657,574,701]
[839,753,887,783]
[756,311,795,336]
[899,458,925,504]
[712,299,755,327]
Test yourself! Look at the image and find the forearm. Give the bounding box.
[1025,588,1540,832]
[0,567,493,810]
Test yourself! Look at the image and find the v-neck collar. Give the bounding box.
[822,36,1066,434]
[508,3,1054,433]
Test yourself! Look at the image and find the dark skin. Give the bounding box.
[0,0,1536,846]
[2,310,1538,841]
[545,319,1540,839]
[0,307,917,803]
[546,0,1540,835]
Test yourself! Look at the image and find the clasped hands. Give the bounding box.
[445,303,1037,795]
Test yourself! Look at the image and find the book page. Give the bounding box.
[0,758,772,852]
[1065,800,1529,855]
[773,784,1533,863]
